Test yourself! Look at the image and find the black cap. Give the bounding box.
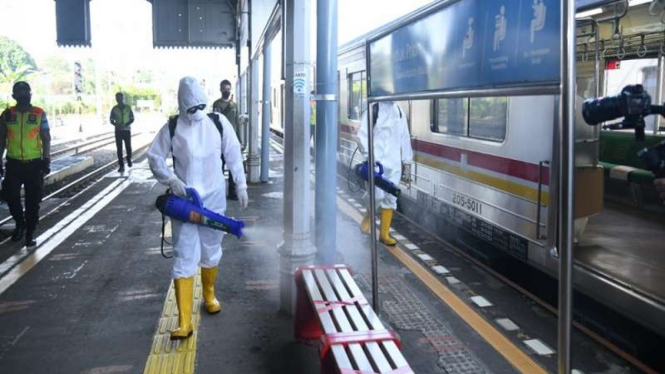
[12,81,31,93]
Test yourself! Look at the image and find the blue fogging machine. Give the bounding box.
[354,161,401,197]
[155,188,245,239]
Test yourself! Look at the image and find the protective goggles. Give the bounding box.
[186,104,206,114]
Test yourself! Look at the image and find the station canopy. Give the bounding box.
[55,0,238,49]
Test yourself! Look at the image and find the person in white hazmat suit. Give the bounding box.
[356,102,413,246]
[148,77,248,340]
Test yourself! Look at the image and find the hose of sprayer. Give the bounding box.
[347,146,363,193]
[159,190,174,259]
[160,213,174,259]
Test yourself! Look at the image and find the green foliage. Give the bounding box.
[0,36,37,85]
[115,85,162,109]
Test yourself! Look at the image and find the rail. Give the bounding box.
[51,132,142,159]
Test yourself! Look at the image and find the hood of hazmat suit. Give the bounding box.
[356,102,413,185]
[147,77,247,278]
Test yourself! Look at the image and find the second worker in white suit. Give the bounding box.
[148,77,248,340]
[356,101,413,246]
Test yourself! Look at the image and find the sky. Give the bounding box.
[0,0,433,92]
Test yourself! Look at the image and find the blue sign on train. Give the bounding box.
[369,0,561,96]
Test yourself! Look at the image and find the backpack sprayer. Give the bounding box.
[354,161,401,197]
[582,84,665,177]
[155,188,245,258]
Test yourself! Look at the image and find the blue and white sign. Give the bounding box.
[369,0,561,96]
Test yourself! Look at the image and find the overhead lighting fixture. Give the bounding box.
[576,8,603,18]
[577,0,652,19]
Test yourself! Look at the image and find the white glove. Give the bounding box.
[237,188,249,209]
[168,178,187,197]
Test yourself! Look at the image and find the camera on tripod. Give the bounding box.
[582,84,665,177]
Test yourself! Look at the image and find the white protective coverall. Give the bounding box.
[148,77,247,279]
[356,102,413,210]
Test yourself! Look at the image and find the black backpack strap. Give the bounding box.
[168,115,178,139]
[207,113,224,140]
[372,103,379,127]
[168,115,178,170]
[207,113,225,161]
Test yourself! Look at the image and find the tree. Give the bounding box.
[0,36,37,85]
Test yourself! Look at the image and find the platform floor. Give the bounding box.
[0,146,644,374]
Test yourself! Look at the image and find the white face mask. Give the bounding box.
[185,110,206,122]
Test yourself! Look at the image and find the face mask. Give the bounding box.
[222,91,231,100]
[15,95,30,106]
[185,110,206,122]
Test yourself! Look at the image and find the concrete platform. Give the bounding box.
[45,155,94,186]
[0,147,646,373]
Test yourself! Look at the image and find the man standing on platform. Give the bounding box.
[0,81,51,247]
[110,92,134,173]
[213,79,240,200]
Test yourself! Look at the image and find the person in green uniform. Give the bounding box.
[0,81,51,247]
[110,92,134,172]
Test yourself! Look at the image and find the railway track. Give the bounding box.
[51,132,141,160]
[50,131,117,153]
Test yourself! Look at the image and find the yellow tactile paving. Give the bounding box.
[143,271,203,374]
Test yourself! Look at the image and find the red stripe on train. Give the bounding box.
[413,140,550,186]
[339,125,549,185]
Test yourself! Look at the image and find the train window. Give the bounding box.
[433,98,467,136]
[348,71,366,120]
[468,97,507,142]
[431,97,507,142]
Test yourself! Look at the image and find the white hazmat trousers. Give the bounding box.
[148,77,247,279]
[356,102,413,210]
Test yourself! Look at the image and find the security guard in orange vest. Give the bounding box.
[0,82,51,247]
[110,92,134,173]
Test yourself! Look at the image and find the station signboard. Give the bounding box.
[369,0,561,96]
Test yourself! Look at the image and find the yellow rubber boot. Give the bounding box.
[360,212,371,234]
[170,276,194,340]
[201,266,222,314]
[379,209,397,246]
